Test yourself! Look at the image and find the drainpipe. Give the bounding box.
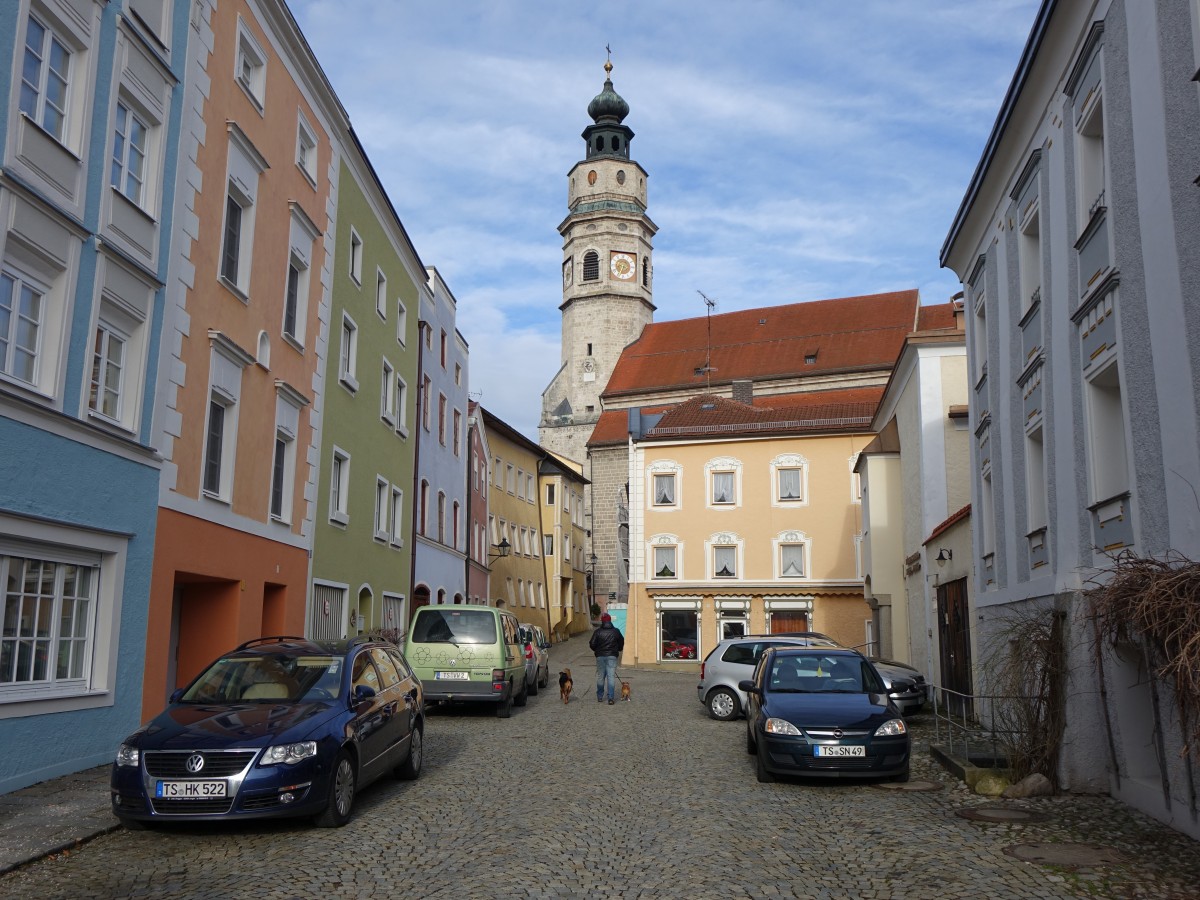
[410,320,426,614]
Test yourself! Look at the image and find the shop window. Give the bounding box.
[660,610,698,661]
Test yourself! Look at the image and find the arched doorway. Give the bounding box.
[411,584,430,627]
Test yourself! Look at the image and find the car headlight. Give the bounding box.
[764,717,801,736]
[259,741,318,766]
[875,718,907,737]
[115,743,140,767]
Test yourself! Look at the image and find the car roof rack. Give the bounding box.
[235,635,310,651]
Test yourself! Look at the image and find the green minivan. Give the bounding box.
[405,606,529,717]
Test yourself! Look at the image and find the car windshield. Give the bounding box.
[411,609,497,644]
[767,655,884,693]
[180,654,342,704]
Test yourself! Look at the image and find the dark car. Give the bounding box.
[111,635,424,829]
[741,647,909,783]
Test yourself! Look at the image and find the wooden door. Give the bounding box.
[937,577,972,718]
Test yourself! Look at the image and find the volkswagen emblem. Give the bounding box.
[185,753,205,774]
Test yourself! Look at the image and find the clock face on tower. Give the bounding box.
[610,252,635,281]
[563,258,573,288]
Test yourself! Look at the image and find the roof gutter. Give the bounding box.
[940,0,1058,268]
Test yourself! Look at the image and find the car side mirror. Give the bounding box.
[169,688,185,703]
[738,680,759,694]
[353,684,377,706]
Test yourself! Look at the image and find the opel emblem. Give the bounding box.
[186,753,205,773]
[833,729,844,739]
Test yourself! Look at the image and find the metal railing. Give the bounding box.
[930,686,1033,770]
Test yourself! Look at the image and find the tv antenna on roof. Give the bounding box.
[696,290,718,387]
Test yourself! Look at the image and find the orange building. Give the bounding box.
[144,0,341,716]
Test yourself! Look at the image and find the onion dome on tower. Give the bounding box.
[583,59,634,160]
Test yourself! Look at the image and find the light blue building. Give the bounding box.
[0,0,189,792]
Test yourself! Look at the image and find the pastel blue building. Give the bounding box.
[0,0,188,792]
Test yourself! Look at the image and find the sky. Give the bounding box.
[289,0,1041,439]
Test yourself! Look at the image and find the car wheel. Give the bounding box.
[513,675,529,707]
[707,688,740,721]
[528,672,539,696]
[755,744,775,783]
[540,666,549,689]
[394,724,423,780]
[496,685,513,718]
[315,750,356,827]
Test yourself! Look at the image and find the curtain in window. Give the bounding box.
[781,544,805,577]
[712,472,734,504]
[654,547,676,578]
[654,474,675,505]
[714,546,736,577]
[778,468,801,500]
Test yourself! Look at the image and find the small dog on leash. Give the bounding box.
[619,678,631,702]
[559,668,573,705]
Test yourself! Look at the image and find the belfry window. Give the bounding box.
[582,251,599,282]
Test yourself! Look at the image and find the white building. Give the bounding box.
[941,0,1200,838]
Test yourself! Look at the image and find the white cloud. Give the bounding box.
[290,0,1040,439]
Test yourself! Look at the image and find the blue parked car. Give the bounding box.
[111,636,423,829]
[741,647,909,783]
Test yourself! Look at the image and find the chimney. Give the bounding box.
[731,379,753,405]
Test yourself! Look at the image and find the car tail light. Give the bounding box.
[492,668,504,691]
[525,643,534,660]
[700,662,706,680]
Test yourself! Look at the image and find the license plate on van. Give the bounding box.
[435,671,469,680]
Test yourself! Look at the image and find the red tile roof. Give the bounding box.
[588,387,884,447]
[602,290,920,399]
[916,301,958,332]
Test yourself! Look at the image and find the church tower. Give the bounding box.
[539,60,656,471]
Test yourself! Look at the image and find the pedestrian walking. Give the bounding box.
[589,613,625,704]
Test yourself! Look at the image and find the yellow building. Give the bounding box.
[622,391,878,668]
[538,454,590,641]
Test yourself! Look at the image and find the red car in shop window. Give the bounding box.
[661,630,697,659]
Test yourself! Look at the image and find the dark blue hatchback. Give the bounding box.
[740,647,910,783]
[111,636,423,828]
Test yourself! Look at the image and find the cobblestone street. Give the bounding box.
[3,635,1199,899]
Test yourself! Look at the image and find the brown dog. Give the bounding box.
[558,669,573,704]
[620,679,631,702]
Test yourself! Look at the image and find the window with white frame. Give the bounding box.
[652,541,678,579]
[219,130,266,297]
[394,375,407,434]
[234,17,267,111]
[421,377,431,430]
[972,288,988,383]
[437,492,446,543]
[376,269,387,319]
[110,102,148,206]
[281,205,318,347]
[525,473,533,500]
[771,454,808,505]
[1025,423,1047,533]
[396,299,407,346]
[381,358,397,425]
[453,410,462,456]
[202,343,246,502]
[349,228,362,285]
[88,317,126,423]
[295,112,317,184]
[1076,85,1106,234]
[339,314,359,392]
[0,264,46,388]
[713,544,737,578]
[546,483,556,506]
[849,454,862,503]
[516,469,525,500]
[711,471,735,505]
[778,540,807,578]
[390,486,404,547]
[651,470,677,507]
[374,477,390,541]
[329,447,350,525]
[452,502,460,551]
[1085,358,1128,502]
[980,465,995,559]
[531,529,540,557]
[0,550,94,692]
[20,13,72,144]
[438,394,446,445]
[418,481,428,536]
[269,388,302,524]
[1019,198,1042,312]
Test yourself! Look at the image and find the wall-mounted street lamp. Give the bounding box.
[489,538,511,561]
[936,548,952,567]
